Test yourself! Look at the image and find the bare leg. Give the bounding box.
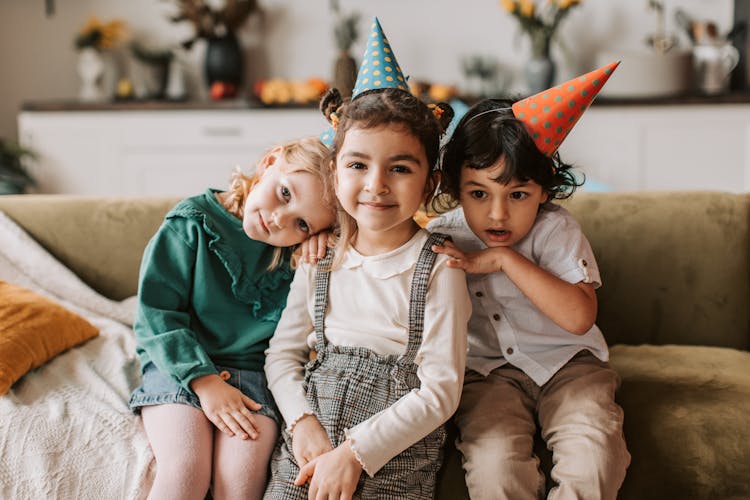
[142,404,214,500]
[212,414,279,500]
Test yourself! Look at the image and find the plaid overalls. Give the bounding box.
[265,233,449,499]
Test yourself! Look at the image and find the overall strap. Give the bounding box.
[402,232,448,363]
[313,248,335,352]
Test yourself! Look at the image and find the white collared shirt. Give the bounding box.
[265,229,471,475]
[427,206,609,386]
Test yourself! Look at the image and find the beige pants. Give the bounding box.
[454,351,630,500]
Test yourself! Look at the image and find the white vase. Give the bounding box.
[524,55,556,95]
[77,47,105,102]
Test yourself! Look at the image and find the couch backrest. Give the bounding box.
[0,195,179,301]
[1,192,748,350]
[565,191,749,350]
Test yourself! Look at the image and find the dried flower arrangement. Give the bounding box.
[165,0,261,48]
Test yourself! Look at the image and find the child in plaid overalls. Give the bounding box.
[263,85,471,499]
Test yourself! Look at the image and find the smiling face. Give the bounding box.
[460,159,548,248]
[335,124,433,254]
[242,153,335,247]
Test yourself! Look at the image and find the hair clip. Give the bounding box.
[428,103,444,121]
[330,111,340,130]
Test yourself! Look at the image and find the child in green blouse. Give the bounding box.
[129,136,337,500]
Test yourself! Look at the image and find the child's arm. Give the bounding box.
[433,241,597,335]
[290,414,334,469]
[136,219,236,407]
[264,263,333,466]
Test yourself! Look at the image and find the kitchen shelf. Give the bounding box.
[21,90,750,114]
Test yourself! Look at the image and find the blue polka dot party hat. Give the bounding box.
[321,17,410,147]
[351,17,409,97]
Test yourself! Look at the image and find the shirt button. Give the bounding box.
[475,291,484,297]
[493,313,500,321]
[506,347,514,355]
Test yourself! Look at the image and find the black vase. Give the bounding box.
[205,34,243,86]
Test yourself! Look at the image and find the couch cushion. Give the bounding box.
[565,192,750,349]
[0,281,99,395]
[610,344,750,499]
[436,344,750,500]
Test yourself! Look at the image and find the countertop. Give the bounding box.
[21,90,750,112]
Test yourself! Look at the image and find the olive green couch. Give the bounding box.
[0,192,748,499]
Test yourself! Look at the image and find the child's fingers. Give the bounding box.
[294,460,315,486]
[445,258,470,271]
[213,414,241,438]
[317,235,328,258]
[306,238,318,263]
[242,394,263,411]
[432,244,463,259]
[232,410,260,440]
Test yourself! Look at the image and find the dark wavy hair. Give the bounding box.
[434,98,583,212]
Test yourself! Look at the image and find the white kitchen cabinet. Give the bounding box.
[17,103,750,195]
[18,108,327,196]
[559,104,750,193]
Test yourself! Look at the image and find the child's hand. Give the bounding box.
[299,231,332,264]
[432,241,505,274]
[294,440,362,499]
[291,414,333,469]
[190,373,263,440]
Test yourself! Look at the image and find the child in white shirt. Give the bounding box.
[427,66,630,499]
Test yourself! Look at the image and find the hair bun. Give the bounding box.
[319,88,344,123]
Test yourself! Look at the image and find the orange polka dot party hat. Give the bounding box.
[512,61,620,156]
[321,17,410,147]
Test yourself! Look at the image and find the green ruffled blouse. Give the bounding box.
[134,189,294,391]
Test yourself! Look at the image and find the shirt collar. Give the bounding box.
[341,230,429,279]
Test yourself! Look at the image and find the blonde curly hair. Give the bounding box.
[222,136,336,268]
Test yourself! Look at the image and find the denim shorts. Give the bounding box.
[129,362,280,425]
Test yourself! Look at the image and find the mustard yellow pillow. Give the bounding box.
[0,281,99,395]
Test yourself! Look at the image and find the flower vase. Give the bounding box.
[77,47,105,102]
[524,34,555,95]
[333,50,357,99]
[205,34,243,87]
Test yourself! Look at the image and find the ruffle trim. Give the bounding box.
[169,197,293,322]
[287,411,317,435]
[343,429,371,476]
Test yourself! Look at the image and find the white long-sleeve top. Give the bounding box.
[265,229,471,475]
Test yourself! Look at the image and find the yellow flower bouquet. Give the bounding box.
[74,16,128,51]
[499,0,581,58]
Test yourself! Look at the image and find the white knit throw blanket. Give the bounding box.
[0,211,153,499]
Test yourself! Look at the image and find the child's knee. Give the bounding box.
[548,427,629,497]
[154,453,212,489]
